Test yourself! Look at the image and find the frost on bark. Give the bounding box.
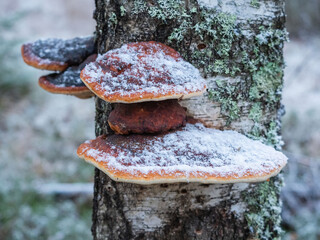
[92,0,287,239]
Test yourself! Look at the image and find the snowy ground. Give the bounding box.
[0,1,96,239]
[282,38,320,158]
[0,84,96,239]
[0,0,319,239]
[281,38,320,240]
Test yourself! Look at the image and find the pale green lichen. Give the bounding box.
[120,6,127,17]
[168,20,192,42]
[148,0,190,21]
[243,26,288,149]
[132,0,238,76]
[249,102,263,122]
[249,62,283,105]
[108,12,118,25]
[132,0,147,14]
[245,29,287,104]
[248,120,283,150]
[132,0,189,21]
[188,10,238,76]
[192,11,237,58]
[244,177,284,240]
[208,79,241,124]
[265,121,283,148]
[247,27,288,106]
[250,0,260,8]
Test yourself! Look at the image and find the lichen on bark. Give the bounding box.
[244,177,284,240]
[92,0,287,239]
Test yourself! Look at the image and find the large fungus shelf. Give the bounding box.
[77,123,287,184]
[80,41,207,103]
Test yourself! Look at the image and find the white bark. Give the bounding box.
[92,0,286,239]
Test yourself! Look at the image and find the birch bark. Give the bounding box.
[92,0,287,239]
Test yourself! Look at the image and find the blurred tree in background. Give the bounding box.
[0,12,32,98]
[286,0,320,38]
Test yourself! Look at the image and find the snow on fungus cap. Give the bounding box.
[77,122,287,184]
[21,36,95,71]
[80,41,207,103]
[38,54,97,99]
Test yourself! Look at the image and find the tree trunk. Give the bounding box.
[92,0,287,239]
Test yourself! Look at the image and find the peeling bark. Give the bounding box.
[92,0,286,239]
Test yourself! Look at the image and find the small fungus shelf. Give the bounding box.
[21,36,96,71]
[21,36,97,98]
[77,122,287,184]
[38,54,97,99]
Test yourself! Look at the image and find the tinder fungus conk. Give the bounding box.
[38,54,97,99]
[77,122,287,184]
[80,41,207,103]
[108,100,187,134]
[22,36,95,71]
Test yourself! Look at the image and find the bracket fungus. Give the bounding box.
[108,100,187,135]
[21,36,95,71]
[38,54,97,99]
[80,41,207,103]
[77,122,287,184]
[20,36,287,184]
[77,41,287,184]
[21,37,96,99]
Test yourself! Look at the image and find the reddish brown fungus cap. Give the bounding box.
[108,100,187,134]
[38,54,97,99]
[80,41,206,103]
[38,74,93,99]
[77,122,287,184]
[21,36,95,71]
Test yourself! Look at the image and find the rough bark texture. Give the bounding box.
[92,0,287,239]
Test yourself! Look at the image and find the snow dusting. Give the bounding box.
[81,42,206,100]
[197,0,218,8]
[79,123,287,182]
[31,36,95,65]
[46,66,84,88]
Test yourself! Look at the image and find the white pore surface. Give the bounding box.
[82,42,206,99]
[81,123,287,181]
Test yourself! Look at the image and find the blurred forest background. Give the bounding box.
[0,0,319,239]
